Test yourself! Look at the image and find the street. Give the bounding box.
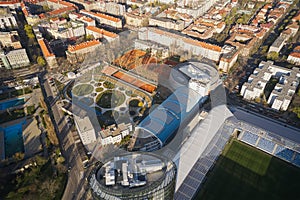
[39,71,88,200]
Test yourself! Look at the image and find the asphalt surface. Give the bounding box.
[39,72,87,200]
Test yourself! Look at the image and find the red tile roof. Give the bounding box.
[86,26,118,38]
[48,6,75,16]
[0,0,20,5]
[289,52,300,58]
[68,40,101,52]
[94,12,121,23]
[38,39,54,58]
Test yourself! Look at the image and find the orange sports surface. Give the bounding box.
[113,71,156,93]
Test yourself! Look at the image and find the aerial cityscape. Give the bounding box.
[0,0,300,199]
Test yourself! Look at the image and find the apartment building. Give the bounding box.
[45,19,85,40]
[66,40,102,64]
[80,10,122,29]
[100,123,131,146]
[85,26,118,42]
[38,39,58,68]
[240,61,300,111]
[0,31,21,49]
[0,7,17,29]
[138,27,221,61]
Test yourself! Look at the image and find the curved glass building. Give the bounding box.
[90,153,177,200]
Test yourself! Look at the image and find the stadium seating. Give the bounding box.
[257,138,276,154]
[274,145,294,162]
[241,131,259,145]
[292,153,300,167]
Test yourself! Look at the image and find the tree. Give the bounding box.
[43,5,50,12]
[85,34,94,41]
[37,56,46,66]
[267,52,279,60]
[292,107,300,118]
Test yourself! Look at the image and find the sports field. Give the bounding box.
[195,140,300,200]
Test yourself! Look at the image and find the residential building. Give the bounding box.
[218,45,239,73]
[85,26,118,42]
[225,32,258,56]
[149,17,186,31]
[96,2,125,16]
[268,67,300,111]
[69,12,96,27]
[176,0,219,18]
[138,27,221,62]
[99,123,131,146]
[287,46,300,65]
[44,19,85,40]
[0,31,21,49]
[66,40,102,64]
[0,0,21,9]
[149,9,193,31]
[287,52,300,65]
[80,10,122,29]
[240,61,300,111]
[125,12,149,27]
[0,7,17,29]
[268,27,297,53]
[38,39,58,68]
[134,39,169,59]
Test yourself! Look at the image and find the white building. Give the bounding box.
[5,49,30,69]
[100,123,131,146]
[287,52,300,65]
[74,113,97,145]
[241,61,300,111]
[69,13,96,27]
[0,7,17,29]
[46,19,85,40]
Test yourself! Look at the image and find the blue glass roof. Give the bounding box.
[138,86,203,145]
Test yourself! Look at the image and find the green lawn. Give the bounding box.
[195,140,300,200]
[72,84,94,96]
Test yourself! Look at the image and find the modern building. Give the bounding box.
[66,40,102,64]
[132,62,217,151]
[2,49,30,69]
[90,153,177,200]
[240,60,300,111]
[74,109,97,145]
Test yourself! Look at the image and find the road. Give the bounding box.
[231,107,300,144]
[39,71,87,200]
